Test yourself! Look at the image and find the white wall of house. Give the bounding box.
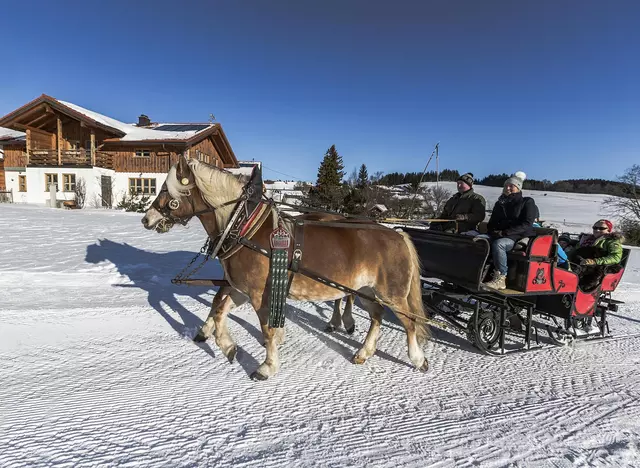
[113,172,168,204]
[6,169,167,208]
[5,167,117,207]
[4,169,28,203]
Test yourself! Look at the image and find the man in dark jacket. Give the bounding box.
[483,171,537,290]
[430,172,486,234]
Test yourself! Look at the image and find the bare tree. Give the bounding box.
[346,167,358,187]
[74,177,87,209]
[423,186,452,216]
[603,165,640,222]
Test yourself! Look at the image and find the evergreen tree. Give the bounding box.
[316,145,345,188]
[357,164,369,188]
[307,145,347,211]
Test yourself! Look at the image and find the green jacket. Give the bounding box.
[577,232,625,266]
[434,189,486,233]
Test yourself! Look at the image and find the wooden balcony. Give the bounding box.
[26,150,114,169]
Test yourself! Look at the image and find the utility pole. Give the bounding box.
[435,143,440,188]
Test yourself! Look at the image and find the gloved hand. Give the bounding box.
[581,258,596,266]
[455,214,467,221]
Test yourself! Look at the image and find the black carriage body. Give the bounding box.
[400,226,630,353]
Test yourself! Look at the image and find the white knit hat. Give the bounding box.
[504,171,527,191]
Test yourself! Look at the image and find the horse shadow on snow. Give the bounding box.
[85,239,230,359]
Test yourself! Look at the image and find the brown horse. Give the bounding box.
[193,213,356,346]
[142,156,430,380]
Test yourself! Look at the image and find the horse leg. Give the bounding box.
[391,304,428,372]
[342,294,356,334]
[194,286,230,342]
[212,289,249,363]
[325,298,343,333]
[251,306,282,380]
[352,295,384,365]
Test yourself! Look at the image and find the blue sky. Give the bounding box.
[1,0,638,182]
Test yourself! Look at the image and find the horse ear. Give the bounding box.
[177,154,191,184]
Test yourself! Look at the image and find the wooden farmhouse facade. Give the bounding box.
[0,95,238,207]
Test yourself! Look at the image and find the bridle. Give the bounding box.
[151,186,245,232]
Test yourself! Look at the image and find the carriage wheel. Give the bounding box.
[466,308,501,350]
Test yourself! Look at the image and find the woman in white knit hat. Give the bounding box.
[483,171,538,290]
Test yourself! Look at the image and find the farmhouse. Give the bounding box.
[0,95,239,207]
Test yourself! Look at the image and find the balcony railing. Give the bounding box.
[26,150,113,169]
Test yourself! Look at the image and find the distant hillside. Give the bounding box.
[374,169,628,197]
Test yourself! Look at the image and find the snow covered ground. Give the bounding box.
[1,201,640,467]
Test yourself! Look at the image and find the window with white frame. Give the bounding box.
[129,178,156,195]
[45,173,59,191]
[134,149,151,158]
[63,174,76,192]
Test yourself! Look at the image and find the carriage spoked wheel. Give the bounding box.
[466,308,501,351]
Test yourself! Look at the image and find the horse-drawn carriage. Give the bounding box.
[400,226,630,354]
[143,157,630,379]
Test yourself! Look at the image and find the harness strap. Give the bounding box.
[290,220,305,273]
[237,237,380,304]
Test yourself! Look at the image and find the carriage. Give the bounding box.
[145,158,631,379]
[399,226,630,354]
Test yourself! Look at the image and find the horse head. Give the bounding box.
[142,155,207,233]
[141,155,243,235]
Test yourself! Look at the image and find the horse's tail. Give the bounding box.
[398,231,430,343]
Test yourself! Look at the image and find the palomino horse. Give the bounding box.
[193,212,356,345]
[142,156,430,380]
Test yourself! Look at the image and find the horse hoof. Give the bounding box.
[417,359,429,373]
[345,325,355,335]
[352,354,367,365]
[226,346,237,364]
[324,324,336,333]
[193,332,208,343]
[250,370,269,381]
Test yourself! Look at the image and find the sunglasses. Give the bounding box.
[592,226,608,231]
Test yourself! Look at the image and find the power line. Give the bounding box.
[262,164,305,181]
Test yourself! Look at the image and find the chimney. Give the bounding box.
[137,114,151,127]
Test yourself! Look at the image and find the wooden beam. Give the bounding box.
[44,104,53,114]
[90,129,96,166]
[12,123,54,136]
[30,113,55,129]
[13,106,47,126]
[57,117,62,166]
[25,129,31,165]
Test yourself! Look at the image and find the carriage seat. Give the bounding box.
[508,228,557,259]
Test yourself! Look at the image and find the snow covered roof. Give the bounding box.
[58,100,214,142]
[265,181,299,191]
[0,126,25,142]
[227,167,255,177]
[282,190,304,198]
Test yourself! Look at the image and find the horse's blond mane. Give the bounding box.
[166,159,243,229]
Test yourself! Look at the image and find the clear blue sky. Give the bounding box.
[1,0,638,183]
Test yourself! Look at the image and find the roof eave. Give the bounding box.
[0,94,126,138]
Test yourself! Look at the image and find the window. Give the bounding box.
[18,175,27,192]
[134,149,151,158]
[129,178,156,195]
[63,174,76,192]
[195,150,210,164]
[45,173,59,191]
